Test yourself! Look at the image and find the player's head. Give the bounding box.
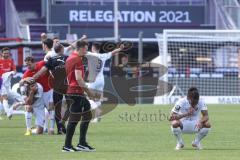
[23,77,37,95]
[54,43,64,55]
[76,40,88,55]
[91,42,101,53]
[121,55,128,65]
[187,87,199,107]
[42,38,53,52]
[1,47,10,59]
[24,56,35,70]
[53,37,60,45]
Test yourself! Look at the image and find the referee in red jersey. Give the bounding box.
[62,40,98,152]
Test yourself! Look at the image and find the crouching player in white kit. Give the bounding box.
[169,87,211,150]
[21,78,45,135]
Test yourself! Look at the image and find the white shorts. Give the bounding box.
[43,89,53,109]
[181,119,199,134]
[33,107,45,127]
[87,78,104,92]
[89,99,98,109]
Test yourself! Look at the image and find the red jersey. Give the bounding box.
[65,52,84,94]
[0,59,16,76]
[23,60,52,92]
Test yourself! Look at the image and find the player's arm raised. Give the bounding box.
[33,66,48,80]
[111,44,124,56]
[66,35,87,52]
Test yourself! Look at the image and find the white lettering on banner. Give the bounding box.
[121,11,130,22]
[154,96,240,104]
[87,11,94,22]
[69,10,78,22]
[104,11,113,22]
[218,97,240,104]
[79,10,87,21]
[69,10,157,23]
[135,11,145,22]
[95,10,103,22]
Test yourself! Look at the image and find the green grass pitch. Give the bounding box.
[0,104,240,160]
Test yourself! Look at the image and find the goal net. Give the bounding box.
[154,30,240,104]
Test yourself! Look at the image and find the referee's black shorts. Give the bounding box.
[66,94,92,122]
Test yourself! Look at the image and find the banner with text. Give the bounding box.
[50,5,206,38]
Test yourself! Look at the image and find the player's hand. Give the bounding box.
[30,84,37,92]
[86,89,96,100]
[169,114,178,121]
[81,35,87,40]
[186,107,194,116]
[195,121,203,129]
[119,44,125,50]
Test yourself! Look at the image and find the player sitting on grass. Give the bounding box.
[169,87,211,150]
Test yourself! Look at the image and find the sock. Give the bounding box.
[195,128,210,143]
[64,122,78,147]
[44,109,49,131]
[79,120,90,145]
[25,112,32,130]
[49,110,55,131]
[171,127,183,144]
[2,99,9,113]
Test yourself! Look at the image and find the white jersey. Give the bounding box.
[1,71,15,93]
[85,52,112,83]
[44,48,71,61]
[171,97,207,121]
[44,49,57,62]
[31,83,44,109]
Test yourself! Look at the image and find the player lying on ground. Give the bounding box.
[0,71,25,119]
[169,87,211,150]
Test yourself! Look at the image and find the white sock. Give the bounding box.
[195,128,210,143]
[2,99,9,113]
[171,127,183,144]
[49,110,55,131]
[25,112,32,130]
[44,109,49,131]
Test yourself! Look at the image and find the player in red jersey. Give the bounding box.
[0,47,17,117]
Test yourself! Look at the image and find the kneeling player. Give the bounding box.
[169,87,211,150]
[21,78,45,135]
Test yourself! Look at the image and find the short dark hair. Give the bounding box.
[76,40,88,50]
[2,47,10,53]
[54,43,64,53]
[24,56,35,63]
[53,37,59,41]
[42,38,53,49]
[187,87,199,103]
[92,42,101,51]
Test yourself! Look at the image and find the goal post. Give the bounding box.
[154,30,240,104]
